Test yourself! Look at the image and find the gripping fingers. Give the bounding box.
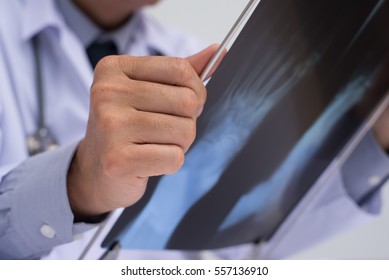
[122,80,204,118]
[114,56,206,103]
[103,144,184,178]
[128,111,197,152]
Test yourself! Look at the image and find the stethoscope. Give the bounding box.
[26,35,59,156]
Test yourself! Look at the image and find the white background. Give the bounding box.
[146,0,389,259]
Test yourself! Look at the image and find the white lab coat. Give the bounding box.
[0,0,388,259]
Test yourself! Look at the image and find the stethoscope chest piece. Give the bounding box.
[27,127,58,156]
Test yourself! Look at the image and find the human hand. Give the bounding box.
[67,45,221,220]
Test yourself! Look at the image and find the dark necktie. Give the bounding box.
[86,40,118,69]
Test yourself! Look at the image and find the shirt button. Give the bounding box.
[368,175,381,187]
[40,224,56,239]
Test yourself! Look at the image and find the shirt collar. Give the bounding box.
[55,0,139,54]
[105,13,140,54]
[132,14,174,57]
[21,0,63,41]
[20,0,170,56]
[55,0,99,48]
[133,14,204,57]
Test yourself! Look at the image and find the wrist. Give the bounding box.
[67,141,109,221]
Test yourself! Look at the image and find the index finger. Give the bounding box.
[119,55,203,93]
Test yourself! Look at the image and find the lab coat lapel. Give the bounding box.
[22,0,93,95]
[57,28,94,93]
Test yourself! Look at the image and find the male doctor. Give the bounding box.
[0,0,389,259]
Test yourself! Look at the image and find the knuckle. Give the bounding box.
[90,82,116,105]
[100,149,124,177]
[171,58,193,84]
[122,147,141,173]
[119,56,138,77]
[91,79,130,100]
[101,146,141,179]
[95,55,118,71]
[96,109,127,132]
[97,110,115,130]
[178,90,199,117]
[147,115,164,132]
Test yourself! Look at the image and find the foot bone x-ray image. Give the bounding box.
[102,0,389,250]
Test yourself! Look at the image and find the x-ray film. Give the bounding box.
[92,0,389,254]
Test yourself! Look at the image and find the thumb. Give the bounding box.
[186,44,226,80]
